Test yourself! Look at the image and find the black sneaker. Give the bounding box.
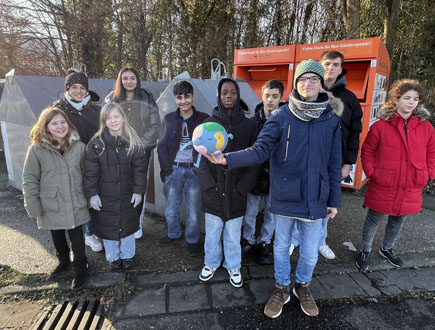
[159,236,181,246]
[379,247,403,268]
[121,258,133,270]
[241,239,255,259]
[356,250,370,271]
[187,243,201,257]
[109,259,122,270]
[258,242,273,265]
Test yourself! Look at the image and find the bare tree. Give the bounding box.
[342,0,361,39]
[383,0,400,56]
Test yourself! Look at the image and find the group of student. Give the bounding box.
[21,50,435,320]
[22,68,160,291]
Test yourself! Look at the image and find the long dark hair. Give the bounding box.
[112,67,142,102]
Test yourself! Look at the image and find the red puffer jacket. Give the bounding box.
[362,105,435,216]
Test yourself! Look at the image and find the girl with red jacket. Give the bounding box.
[356,79,435,271]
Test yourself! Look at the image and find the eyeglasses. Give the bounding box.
[298,76,320,84]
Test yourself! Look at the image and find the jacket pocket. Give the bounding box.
[76,188,88,208]
[203,185,221,209]
[230,188,247,214]
[274,176,301,202]
[40,190,59,212]
[411,162,428,187]
[372,163,396,187]
[318,174,330,202]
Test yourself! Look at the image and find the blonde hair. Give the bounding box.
[30,107,78,150]
[92,102,143,155]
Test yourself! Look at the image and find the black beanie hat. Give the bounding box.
[65,70,88,91]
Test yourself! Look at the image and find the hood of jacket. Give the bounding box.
[327,91,344,117]
[212,77,246,125]
[377,104,431,121]
[325,68,348,91]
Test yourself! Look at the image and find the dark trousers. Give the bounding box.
[50,225,86,264]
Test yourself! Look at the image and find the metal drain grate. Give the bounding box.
[30,298,108,330]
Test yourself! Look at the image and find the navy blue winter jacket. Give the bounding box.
[226,92,343,220]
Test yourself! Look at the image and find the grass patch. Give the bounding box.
[0,264,47,288]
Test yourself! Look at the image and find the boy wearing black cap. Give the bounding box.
[207,60,343,318]
[197,78,259,288]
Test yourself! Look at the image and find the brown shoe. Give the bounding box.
[292,282,319,316]
[264,283,291,319]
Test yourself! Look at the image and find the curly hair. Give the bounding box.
[30,107,78,150]
[383,79,426,109]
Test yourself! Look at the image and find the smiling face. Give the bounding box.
[121,70,138,92]
[220,81,238,113]
[67,83,87,102]
[47,113,69,143]
[174,93,194,116]
[105,108,125,136]
[396,90,420,119]
[297,73,321,101]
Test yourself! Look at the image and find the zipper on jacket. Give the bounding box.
[284,125,291,162]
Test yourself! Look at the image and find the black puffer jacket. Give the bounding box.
[196,78,260,221]
[324,70,363,165]
[250,101,286,196]
[106,88,161,149]
[53,97,101,145]
[83,130,148,240]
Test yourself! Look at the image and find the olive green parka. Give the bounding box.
[22,137,90,230]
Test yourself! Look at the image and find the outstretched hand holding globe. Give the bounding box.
[180,122,232,167]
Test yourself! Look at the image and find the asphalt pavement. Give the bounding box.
[0,158,434,329]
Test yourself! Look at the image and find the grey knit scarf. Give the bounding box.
[288,94,329,121]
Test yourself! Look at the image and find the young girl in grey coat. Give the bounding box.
[22,107,90,290]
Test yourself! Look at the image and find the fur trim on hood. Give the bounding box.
[326,91,344,118]
[377,104,432,121]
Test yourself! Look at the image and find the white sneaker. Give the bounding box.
[319,245,335,259]
[227,268,243,288]
[289,244,295,256]
[85,234,103,252]
[199,266,217,281]
[134,228,143,239]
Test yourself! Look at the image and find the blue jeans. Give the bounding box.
[273,213,324,286]
[103,233,135,262]
[243,193,274,244]
[362,208,407,252]
[163,166,202,243]
[290,216,328,247]
[204,213,242,270]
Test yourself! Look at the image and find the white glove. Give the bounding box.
[131,193,142,208]
[89,195,102,211]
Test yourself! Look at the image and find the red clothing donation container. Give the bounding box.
[233,37,391,189]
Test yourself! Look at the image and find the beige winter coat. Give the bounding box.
[22,137,90,230]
